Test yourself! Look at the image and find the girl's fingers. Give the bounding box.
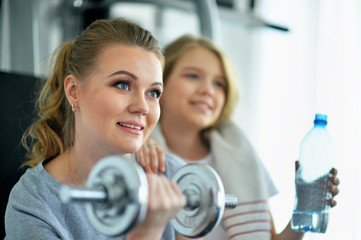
[295,161,300,171]
[136,150,145,168]
[331,175,340,186]
[138,147,151,173]
[330,168,338,176]
[137,139,167,174]
[329,197,337,208]
[329,184,340,196]
[156,147,166,173]
[328,168,340,208]
[143,147,151,173]
[148,144,159,174]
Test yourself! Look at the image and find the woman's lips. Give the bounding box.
[117,122,144,135]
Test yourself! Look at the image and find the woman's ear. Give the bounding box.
[64,75,79,106]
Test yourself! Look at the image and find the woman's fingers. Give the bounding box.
[129,174,186,239]
[145,174,186,227]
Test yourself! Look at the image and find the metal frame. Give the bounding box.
[0,0,221,76]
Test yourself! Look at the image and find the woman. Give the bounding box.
[4,18,186,240]
[137,35,340,240]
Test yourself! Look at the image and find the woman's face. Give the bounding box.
[161,46,226,131]
[75,44,163,156]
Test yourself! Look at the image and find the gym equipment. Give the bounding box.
[59,155,237,237]
[170,163,237,237]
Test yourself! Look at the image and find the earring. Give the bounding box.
[71,104,77,112]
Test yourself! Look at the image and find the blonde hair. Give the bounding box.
[22,18,163,167]
[162,35,239,129]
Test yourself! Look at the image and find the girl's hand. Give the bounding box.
[328,167,340,207]
[295,161,340,207]
[137,138,166,173]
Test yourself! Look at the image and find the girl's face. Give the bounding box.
[74,44,163,156]
[161,46,226,131]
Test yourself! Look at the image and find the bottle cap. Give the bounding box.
[314,113,327,126]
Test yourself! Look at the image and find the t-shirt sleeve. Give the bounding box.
[5,189,63,239]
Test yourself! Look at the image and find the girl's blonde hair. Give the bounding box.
[22,18,164,167]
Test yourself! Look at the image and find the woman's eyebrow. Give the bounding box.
[107,70,137,80]
[107,70,163,88]
[152,82,163,88]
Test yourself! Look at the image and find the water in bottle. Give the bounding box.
[291,113,334,233]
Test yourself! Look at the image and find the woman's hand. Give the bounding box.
[128,173,186,240]
[145,174,186,225]
[295,161,340,207]
[137,138,166,173]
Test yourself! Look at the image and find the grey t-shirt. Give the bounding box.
[5,153,186,240]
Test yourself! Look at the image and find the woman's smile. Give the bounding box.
[117,121,144,135]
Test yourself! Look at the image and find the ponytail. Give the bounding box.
[22,42,74,167]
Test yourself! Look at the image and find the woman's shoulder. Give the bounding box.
[7,161,60,208]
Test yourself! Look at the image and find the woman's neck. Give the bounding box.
[160,120,209,161]
[71,142,129,184]
[44,143,128,186]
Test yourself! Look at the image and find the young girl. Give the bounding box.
[137,35,340,240]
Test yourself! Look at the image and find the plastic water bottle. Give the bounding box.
[291,113,334,233]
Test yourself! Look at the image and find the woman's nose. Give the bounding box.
[128,93,149,115]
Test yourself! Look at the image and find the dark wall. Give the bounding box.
[0,71,38,238]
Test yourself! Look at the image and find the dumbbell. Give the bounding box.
[59,155,237,238]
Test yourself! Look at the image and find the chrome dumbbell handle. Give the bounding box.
[224,194,238,209]
[183,188,237,210]
[59,186,107,204]
[60,185,237,210]
[59,156,238,238]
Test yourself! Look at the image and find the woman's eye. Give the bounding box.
[148,89,162,99]
[114,81,130,90]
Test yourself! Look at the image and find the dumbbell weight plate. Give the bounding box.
[171,163,225,238]
[85,155,148,236]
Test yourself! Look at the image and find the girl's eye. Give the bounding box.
[185,73,199,79]
[148,89,162,99]
[214,81,225,89]
[114,81,130,90]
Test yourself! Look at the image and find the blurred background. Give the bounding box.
[1,0,360,239]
